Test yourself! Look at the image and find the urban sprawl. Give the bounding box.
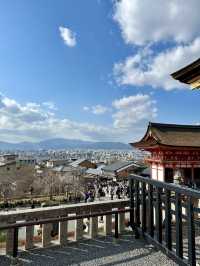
[0,149,148,209]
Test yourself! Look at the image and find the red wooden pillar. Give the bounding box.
[172,164,176,183]
[191,164,194,184]
[156,162,158,180]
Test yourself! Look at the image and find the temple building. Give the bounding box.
[131,122,200,188]
[171,58,200,89]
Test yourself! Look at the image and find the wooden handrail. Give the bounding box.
[130,174,200,198]
[1,207,133,258]
[129,174,200,266]
[0,208,133,231]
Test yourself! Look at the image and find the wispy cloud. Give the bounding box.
[42,102,57,111]
[83,105,110,115]
[83,106,90,111]
[59,26,76,47]
[112,94,157,129]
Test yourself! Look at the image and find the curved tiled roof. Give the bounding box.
[171,58,200,89]
[102,160,139,172]
[131,122,200,148]
[171,58,200,82]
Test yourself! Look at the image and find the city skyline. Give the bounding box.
[0,0,200,143]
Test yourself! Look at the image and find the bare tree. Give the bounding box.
[41,169,62,200]
[0,180,16,202]
[0,164,35,199]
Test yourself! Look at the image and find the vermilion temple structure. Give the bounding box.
[131,122,200,188]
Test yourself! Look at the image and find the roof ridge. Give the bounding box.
[149,122,200,129]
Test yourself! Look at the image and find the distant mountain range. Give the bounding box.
[0,138,132,151]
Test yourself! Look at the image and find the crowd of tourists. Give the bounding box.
[84,180,130,203]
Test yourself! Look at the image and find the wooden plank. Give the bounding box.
[187,197,196,265]
[156,187,162,243]
[165,189,172,250]
[175,192,183,258]
[148,183,154,237]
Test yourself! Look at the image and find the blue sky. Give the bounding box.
[0,0,199,143]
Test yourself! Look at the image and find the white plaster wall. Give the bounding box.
[157,165,164,182]
[151,164,158,180]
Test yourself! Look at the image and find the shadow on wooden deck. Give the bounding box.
[0,232,177,266]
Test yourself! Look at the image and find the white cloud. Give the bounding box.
[114,38,200,90]
[0,93,157,143]
[113,0,200,46]
[91,105,109,115]
[83,106,90,111]
[59,26,76,47]
[0,94,118,142]
[113,0,200,91]
[42,102,57,111]
[83,105,109,115]
[112,94,157,129]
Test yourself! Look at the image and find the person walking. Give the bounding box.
[84,191,89,203]
[110,187,114,200]
[116,186,121,199]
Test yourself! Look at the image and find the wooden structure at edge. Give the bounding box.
[131,122,200,187]
[171,58,200,89]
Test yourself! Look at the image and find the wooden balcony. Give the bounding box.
[0,198,177,265]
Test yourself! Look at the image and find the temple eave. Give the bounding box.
[145,158,200,164]
[131,142,200,151]
[130,141,159,150]
[171,58,200,89]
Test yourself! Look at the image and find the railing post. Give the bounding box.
[115,213,119,238]
[165,189,172,251]
[156,187,162,243]
[59,217,68,246]
[130,178,134,229]
[25,224,34,250]
[118,210,125,234]
[135,180,140,239]
[175,192,183,259]
[89,216,98,238]
[75,213,83,241]
[103,210,112,236]
[141,182,147,233]
[6,225,15,256]
[13,227,18,258]
[42,223,52,247]
[148,183,154,237]
[187,196,196,266]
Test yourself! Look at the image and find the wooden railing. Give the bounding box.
[0,208,132,258]
[4,174,200,266]
[130,174,200,266]
[0,199,130,258]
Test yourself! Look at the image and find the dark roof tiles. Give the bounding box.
[131,122,200,148]
[171,58,200,83]
[102,160,140,172]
